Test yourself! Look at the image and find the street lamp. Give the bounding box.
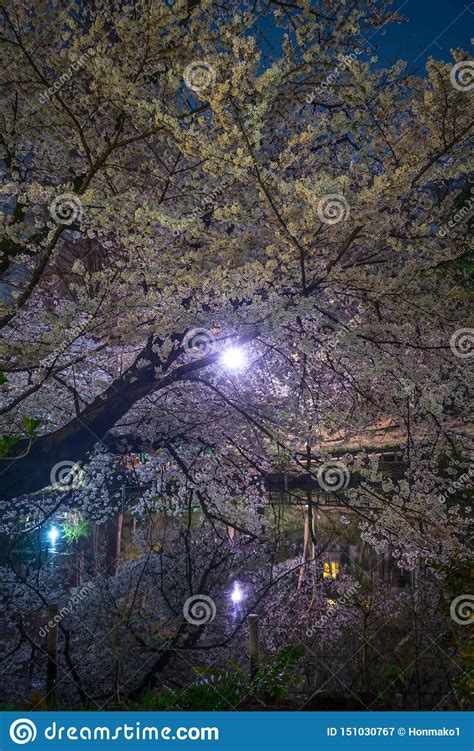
[220,346,246,371]
[47,526,60,546]
[230,580,244,604]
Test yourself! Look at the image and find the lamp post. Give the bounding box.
[248,613,259,681]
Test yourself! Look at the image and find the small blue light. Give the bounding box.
[48,526,60,545]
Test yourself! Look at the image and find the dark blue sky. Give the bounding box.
[257,0,473,73]
[368,0,473,71]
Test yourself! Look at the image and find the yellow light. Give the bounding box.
[323,561,340,579]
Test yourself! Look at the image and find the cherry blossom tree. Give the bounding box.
[1,0,471,561]
[0,0,472,709]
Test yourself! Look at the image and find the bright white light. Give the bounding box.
[230,581,244,604]
[48,526,60,545]
[220,347,246,371]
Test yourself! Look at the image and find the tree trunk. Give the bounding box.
[1,334,255,501]
[105,513,123,576]
[83,522,99,575]
[298,440,316,590]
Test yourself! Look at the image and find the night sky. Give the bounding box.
[257,0,473,73]
[369,0,473,69]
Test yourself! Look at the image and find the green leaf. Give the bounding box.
[0,372,7,385]
[21,417,42,437]
[61,518,90,543]
[0,436,21,456]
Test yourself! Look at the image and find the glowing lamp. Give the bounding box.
[48,526,60,545]
[230,581,244,604]
[220,347,246,371]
